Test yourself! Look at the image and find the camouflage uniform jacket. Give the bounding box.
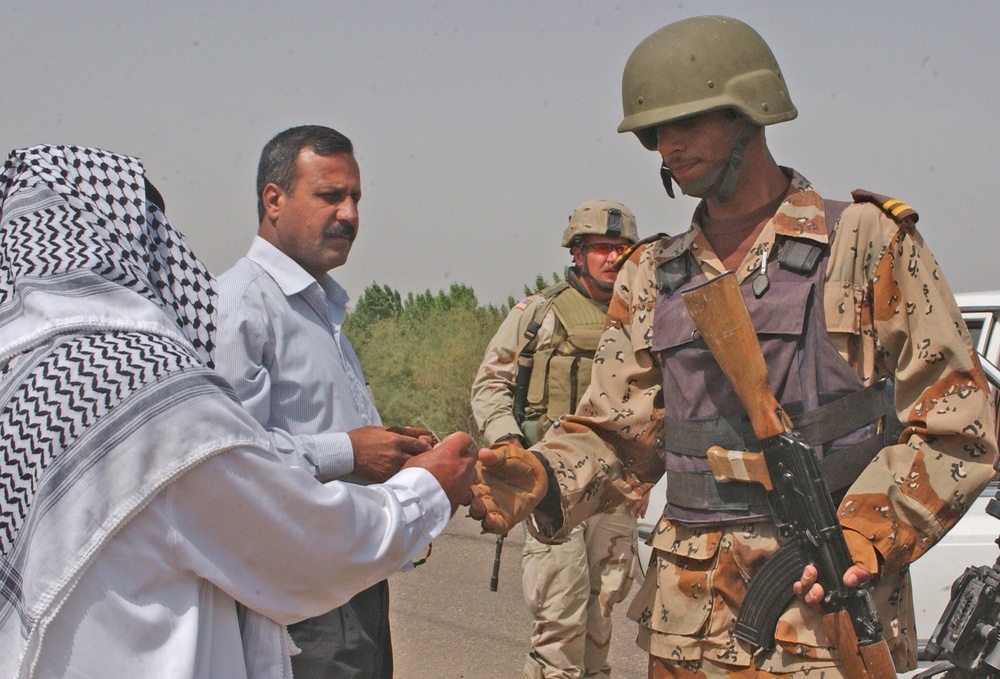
[528,169,998,668]
[471,269,607,445]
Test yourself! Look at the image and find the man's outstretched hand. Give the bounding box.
[403,432,478,515]
[468,442,549,533]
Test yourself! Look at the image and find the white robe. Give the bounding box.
[32,450,450,678]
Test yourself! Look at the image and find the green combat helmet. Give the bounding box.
[561,199,639,248]
[618,16,796,199]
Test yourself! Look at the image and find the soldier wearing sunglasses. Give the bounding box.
[471,199,644,679]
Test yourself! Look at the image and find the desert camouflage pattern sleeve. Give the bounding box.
[529,244,665,541]
[471,294,554,444]
[826,194,999,576]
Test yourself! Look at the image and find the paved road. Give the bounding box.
[389,514,649,678]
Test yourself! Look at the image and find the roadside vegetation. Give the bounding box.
[344,273,562,444]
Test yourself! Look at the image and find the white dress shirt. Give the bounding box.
[216,237,379,482]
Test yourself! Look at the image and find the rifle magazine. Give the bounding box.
[734,540,806,650]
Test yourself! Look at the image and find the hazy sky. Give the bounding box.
[3,1,998,306]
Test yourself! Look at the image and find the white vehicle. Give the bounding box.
[635,290,1000,654]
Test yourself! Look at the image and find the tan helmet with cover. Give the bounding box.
[561,199,638,248]
[618,15,797,151]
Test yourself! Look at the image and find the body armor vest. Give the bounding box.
[520,281,606,445]
[651,202,895,525]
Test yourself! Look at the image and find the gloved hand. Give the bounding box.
[469,442,549,534]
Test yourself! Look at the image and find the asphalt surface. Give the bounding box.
[389,513,649,679]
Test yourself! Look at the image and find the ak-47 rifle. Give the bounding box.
[915,356,1000,679]
[680,271,896,679]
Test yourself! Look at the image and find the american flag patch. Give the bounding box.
[514,298,531,311]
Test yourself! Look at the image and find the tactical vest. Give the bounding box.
[652,201,898,526]
[519,281,606,445]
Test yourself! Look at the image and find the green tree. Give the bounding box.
[344,281,508,443]
[349,282,403,335]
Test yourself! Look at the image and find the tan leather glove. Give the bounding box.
[470,442,549,534]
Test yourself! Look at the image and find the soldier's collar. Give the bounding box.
[768,168,829,244]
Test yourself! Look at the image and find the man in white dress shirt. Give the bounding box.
[215,125,432,679]
[0,144,478,679]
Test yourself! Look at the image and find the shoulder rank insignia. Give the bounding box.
[851,189,919,225]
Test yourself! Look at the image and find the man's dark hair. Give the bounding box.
[256,125,354,221]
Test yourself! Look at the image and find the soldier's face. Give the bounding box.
[260,149,361,281]
[573,235,631,286]
[655,110,741,189]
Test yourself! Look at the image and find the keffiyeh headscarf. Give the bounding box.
[0,146,282,677]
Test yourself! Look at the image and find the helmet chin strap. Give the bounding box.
[590,277,616,293]
[660,123,755,202]
[578,260,616,293]
[659,163,676,199]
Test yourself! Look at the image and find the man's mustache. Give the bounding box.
[324,223,356,241]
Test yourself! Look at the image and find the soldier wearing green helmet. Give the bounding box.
[470,14,997,679]
[472,199,643,679]
[618,15,797,203]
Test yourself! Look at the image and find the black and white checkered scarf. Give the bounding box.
[0,146,282,677]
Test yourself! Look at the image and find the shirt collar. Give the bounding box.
[655,168,829,266]
[247,236,350,319]
[770,169,829,243]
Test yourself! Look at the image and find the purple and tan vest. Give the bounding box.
[651,202,897,526]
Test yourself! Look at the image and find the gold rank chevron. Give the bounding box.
[883,198,913,218]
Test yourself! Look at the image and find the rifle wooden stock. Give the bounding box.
[681,271,896,679]
[679,272,787,440]
[826,610,899,679]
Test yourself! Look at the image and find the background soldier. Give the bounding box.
[471,16,998,679]
[471,200,643,679]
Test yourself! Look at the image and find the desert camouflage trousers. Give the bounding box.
[628,519,915,679]
[522,503,638,679]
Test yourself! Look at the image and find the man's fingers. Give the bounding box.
[794,564,823,606]
[456,485,475,507]
[484,512,506,532]
[393,426,437,442]
[435,431,473,455]
[478,511,507,533]
[805,582,824,606]
[793,564,871,608]
[467,494,508,532]
[477,448,500,467]
[395,434,432,455]
[843,565,871,588]
[469,496,487,519]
